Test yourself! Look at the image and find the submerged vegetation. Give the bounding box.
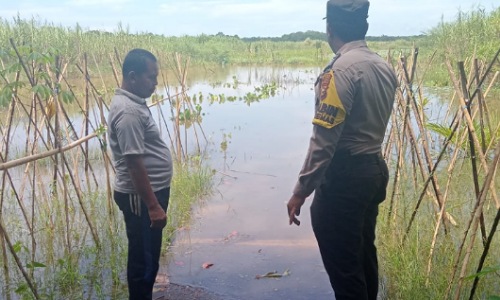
[0,4,499,300]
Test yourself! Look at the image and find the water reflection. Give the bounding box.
[163,67,333,300]
[161,67,471,299]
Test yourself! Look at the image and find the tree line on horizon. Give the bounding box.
[240,30,426,42]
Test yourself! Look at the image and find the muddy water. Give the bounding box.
[163,67,335,299]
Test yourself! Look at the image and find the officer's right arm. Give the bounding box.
[292,123,345,198]
[292,67,356,198]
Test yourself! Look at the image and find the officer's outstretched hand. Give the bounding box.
[148,204,167,229]
[287,194,306,226]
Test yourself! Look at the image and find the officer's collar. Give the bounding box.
[335,40,368,56]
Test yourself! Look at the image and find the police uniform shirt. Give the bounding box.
[293,40,398,198]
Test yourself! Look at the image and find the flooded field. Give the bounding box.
[157,66,452,299]
[3,63,498,299]
[163,66,334,299]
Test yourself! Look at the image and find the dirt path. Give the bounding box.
[154,282,223,300]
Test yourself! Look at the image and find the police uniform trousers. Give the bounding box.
[114,187,170,300]
[311,151,388,300]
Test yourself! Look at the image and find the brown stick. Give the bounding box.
[454,138,500,300]
[0,220,40,299]
[0,133,98,171]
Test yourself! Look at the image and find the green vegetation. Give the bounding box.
[417,6,500,86]
[378,163,500,299]
[0,27,213,298]
[1,5,498,85]
[1,159,212,299]
[165,159,213,246]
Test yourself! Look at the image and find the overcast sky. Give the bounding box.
[1,0,498,37]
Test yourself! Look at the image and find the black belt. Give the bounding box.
[333,150,383,164]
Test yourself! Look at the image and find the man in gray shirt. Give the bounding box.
[108,48,173,300]
[287,1,397,299]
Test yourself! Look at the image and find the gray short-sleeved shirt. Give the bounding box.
[293,40,397,197]
[108,88,172,193]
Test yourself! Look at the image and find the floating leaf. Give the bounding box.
[255,269,290,279]
[223,230,238,242]
[202,262,214,269]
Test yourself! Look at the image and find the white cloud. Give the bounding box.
[1,0,499,37]
[68,0,131,6]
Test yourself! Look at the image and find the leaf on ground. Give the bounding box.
[223,230,239,242]
[155,273,169,284]
[255,269,291,279]
[202,262,214,269]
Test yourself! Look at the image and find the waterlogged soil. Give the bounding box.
[153,282,223,300]
[159,68,335,299]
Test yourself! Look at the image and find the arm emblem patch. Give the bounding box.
[312,70,346,129]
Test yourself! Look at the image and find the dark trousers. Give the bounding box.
[311,152,389,300]
[114,188,170,300]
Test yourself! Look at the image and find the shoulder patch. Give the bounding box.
[312,70,346,129]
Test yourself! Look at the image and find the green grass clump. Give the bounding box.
[164,157,214,247]
[377,161,500,300]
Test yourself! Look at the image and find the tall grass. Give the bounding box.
[426,7,500,61]
[421,6,500,86]
[378,163,500,299]
[0,17,330,68]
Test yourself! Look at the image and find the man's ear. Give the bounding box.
[126,71,137,83]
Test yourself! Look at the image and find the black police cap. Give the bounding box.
[324,0,370,21]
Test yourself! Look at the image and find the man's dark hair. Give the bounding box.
[122,48,157,77]
[327,19,368,42]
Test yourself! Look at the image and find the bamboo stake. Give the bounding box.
[402,56,446,217]
[450,61,500,209]
[387,85,407,224]
[469,205,500,299]
[96,94,114,218]
[483,71,499,98]
[0,133,98,171]
[108,53,121,87]
[84,53,91,193]
[426,119,466,281]
[458,61,487,245]
[405,50,500,239]
[473,58,489,149]
[0,220,40,299]
[453,139,500,300]
[447,48,500,130]
[0,73,32,231]
[155,51,177,155]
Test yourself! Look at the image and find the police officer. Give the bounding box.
[286,1,398,299]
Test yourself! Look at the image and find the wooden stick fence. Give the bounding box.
[0,39,207,299]
[0,39,499,299]
[386,47,500,298]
